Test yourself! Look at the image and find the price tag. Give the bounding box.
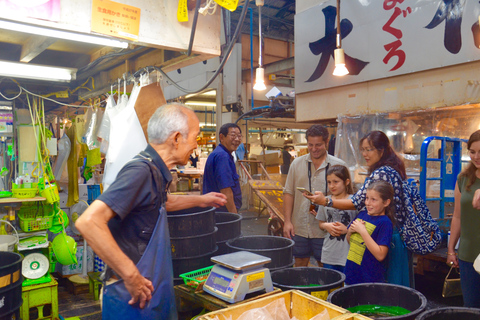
[213,0,239,12]
[177,0,188,22]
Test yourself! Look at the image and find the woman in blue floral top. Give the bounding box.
[306,131,411,287]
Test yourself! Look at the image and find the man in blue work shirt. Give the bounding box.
[203,123,242,213]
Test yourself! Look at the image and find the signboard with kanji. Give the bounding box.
[91,0,140,41]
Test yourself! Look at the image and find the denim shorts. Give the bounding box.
[292,235,324,261]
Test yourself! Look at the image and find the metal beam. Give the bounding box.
[20,36,56,62]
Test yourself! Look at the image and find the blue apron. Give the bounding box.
[102,204,177,319]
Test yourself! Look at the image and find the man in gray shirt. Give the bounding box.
[283,124,346,267]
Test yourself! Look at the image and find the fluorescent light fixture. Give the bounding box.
[253,67,266,91]
[184,101,217,107]
[0,60,76,82]
[184,90,217,99]
[333,48,349,76]
[0,19,128,48]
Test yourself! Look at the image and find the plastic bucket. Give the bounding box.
[327,283,427,320]
[0,252,23,319]
[172,247,218,278]
[0,220,18,252]
[271,267,345,300]
[416,307,480,320]
[170,227,217,258]
[214,212,242,242]
[52,232,77,265]
[226,235,294,269]
[167,206,215,237]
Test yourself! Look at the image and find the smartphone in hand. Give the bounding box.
[296,187,313,196]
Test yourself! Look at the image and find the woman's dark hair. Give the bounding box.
[367,180,395,225]
[360,131,406,180]
[459,130,480,191]
[327,165,354,194]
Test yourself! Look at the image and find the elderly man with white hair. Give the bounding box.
[76,103,226,320]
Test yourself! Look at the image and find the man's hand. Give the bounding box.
[200,192,227,208]
[124,268,155,309]
[473,189,480,209]
[283,221,295,239]
[305,191,326,206]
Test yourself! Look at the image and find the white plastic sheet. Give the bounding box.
[103,83,146,190]
[54,133,71,181]
[97,94,117,154]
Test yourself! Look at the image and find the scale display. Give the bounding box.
[205,271,231,293]
[203,251,274,304]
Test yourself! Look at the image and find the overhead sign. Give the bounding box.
[91,0,140,41]
[0,0,60,21]
[295,0,480,94]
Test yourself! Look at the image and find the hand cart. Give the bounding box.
[238,160,285,236]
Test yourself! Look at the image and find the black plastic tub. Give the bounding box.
[327,283,427,320]
[226,235,294,269]
[269,258,294,274]
[416,307,480,320]
[0,252,23,320]
[214,212,242,242]
[167,206,215,237]
[271,267,345,299]
[170,227,217,258]
[171,247,218,278]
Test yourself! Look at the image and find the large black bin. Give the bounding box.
[172,247,218,278]
[215,212,242,255]
[271,267,345,300]
[416,307,480,320]
[170,227,217,258]
[0,252,23,320]
[167,206,215,237]
[226,235,294,269]
[327,283,427,320]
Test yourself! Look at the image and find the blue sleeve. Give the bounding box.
[375,218,393,247]
[213,153,237,190]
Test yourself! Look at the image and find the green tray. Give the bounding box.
[179,266,213,288]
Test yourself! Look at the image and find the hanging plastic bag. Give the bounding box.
[84,107,100,150]
[97,94,116,141]
[53,133,71,181]
[103,83,146,190]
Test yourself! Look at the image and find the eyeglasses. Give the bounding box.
[360,147,377,153]
[227,133,242,140]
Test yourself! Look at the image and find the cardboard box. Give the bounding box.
[265,165,280,174]
[254,152,283,166]
[198,290,350,320]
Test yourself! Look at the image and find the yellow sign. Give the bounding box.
[177,0,188,22]
[213,0,239,12]
[246,272,264,282]
[91,0,140,41]
[311,290,328,300]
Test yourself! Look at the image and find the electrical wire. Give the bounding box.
[151,1,250,94]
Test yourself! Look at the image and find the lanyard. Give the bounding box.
[308,161,330,194]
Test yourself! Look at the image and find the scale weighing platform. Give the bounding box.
[203,251,274,303]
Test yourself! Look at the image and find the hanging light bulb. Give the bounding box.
[333,0,349,77]
[333,48,349,76]
[254,0,267,91]
[253,67,266,91]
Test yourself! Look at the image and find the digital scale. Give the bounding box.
[203,251,274,303]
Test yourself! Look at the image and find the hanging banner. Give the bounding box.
[295,0,480,94]
[91,0,140,41]
[0,0,60,21]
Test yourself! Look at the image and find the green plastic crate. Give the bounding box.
[18,203,55,232]
[179,266,213,288]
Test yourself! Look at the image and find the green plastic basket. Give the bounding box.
[179,266,213,288]
[18,203,55,232]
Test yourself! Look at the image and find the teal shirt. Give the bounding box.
[458,176,480,262]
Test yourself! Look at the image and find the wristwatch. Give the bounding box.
[325,197,333,207]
